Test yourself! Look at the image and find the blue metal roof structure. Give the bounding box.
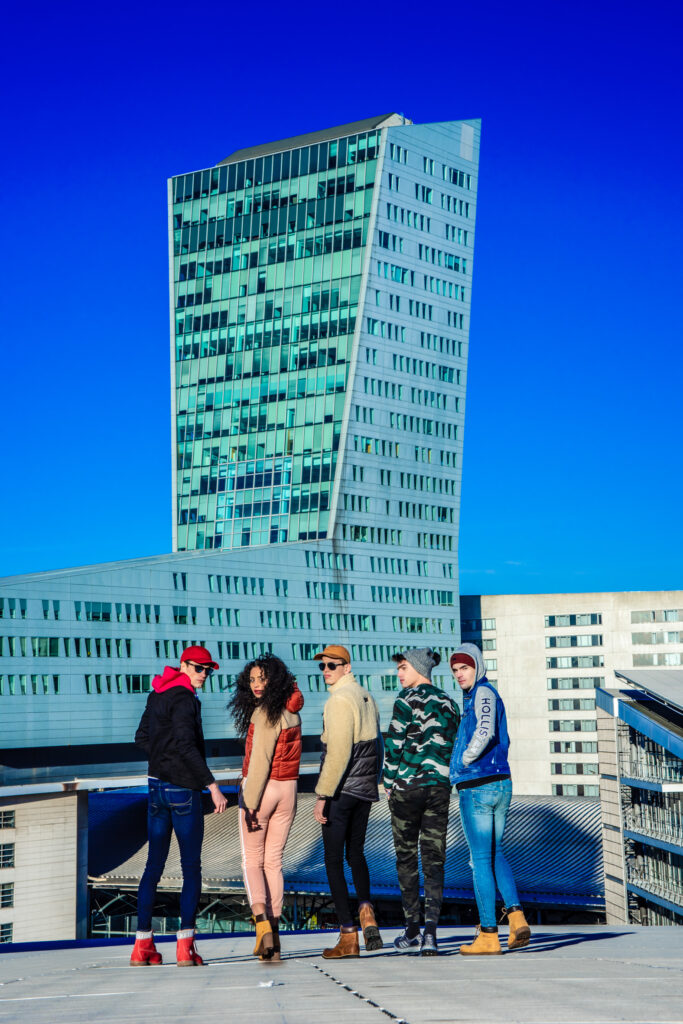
[89,791,604,909]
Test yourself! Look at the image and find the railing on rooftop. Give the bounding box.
[619,756,683,785]
[623,808,683,847]
[628,868,683,907]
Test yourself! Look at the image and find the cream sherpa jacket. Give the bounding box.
[315,671,381,800]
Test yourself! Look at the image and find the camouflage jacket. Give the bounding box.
[382,684,460,792]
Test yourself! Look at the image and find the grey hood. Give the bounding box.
[450,642,487,682]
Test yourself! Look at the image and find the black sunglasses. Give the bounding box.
[318,660,345,671]
[187,662,213,675]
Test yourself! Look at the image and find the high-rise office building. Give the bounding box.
[171,113,478,557]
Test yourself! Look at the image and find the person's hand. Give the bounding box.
[385,786,391,801]
[209,782,227,814]
[313,796,328,824]
[244,807,261,831]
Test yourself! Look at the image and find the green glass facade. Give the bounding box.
[171,131,382,551]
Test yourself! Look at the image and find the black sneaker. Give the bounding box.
[421,931,438,956]
[393,929,423,952]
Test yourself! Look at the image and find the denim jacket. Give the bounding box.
[449,678,510,785]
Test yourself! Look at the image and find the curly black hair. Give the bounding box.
[228,653,297,737]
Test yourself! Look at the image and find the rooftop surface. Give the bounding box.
[1,926,682,1024]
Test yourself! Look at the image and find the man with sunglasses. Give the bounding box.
[131,645,227,968]
[313,644,383,958]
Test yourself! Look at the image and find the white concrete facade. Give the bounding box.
[460,591,683,796]
[0,792,88,943]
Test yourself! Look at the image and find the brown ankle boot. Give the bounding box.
[507,909,531,949]
[268,918,281,961]
[322,928,360,959]
[359,903,383,951]
[253,919,274,959]
[459,927,502,956]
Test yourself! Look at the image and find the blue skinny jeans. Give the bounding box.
[458,777,520,928]
[137,779,204,931]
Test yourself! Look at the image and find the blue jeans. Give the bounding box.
[458,778,520,928]
[137,779,204,931]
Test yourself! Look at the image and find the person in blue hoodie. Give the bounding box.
[449,643,531,955]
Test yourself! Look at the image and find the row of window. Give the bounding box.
[366,316,404,341]
[371,586,455,606]
[392,354,461,383]
[418,244,468,272]
[547,656,604,669]
[549,720,597,732]
[545,634,603,648]
[633,653,682,666]
[632,631,681,645]
[631,608,681,624]
[417,532,455,552]
[259,610,312,629]
[391,616,457,635]
[461,618,496,632]
[547,676,603,690]
[385,202,432,233]
[0,812,15,828]
[0,675,60,695]
[548,698,596,711]
[389,413,458,440]
[396,502,454,524]
[550,741,598,753]
[545,613,602,627]
[551,762,598,775]
[552,784,599,797]
[341,523,402,545]
[0,637,132,658]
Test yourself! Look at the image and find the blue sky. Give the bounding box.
[1,0,681,593]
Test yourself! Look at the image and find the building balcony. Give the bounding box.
[627,869,683,908]
[623,811,683,848]
[619,757,683,786]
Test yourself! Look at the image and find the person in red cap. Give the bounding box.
[130,645,227,968]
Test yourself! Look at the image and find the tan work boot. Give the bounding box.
[322,928,360,959]
[359,903,383,951]
[459,927,502,955]
[507,909,531,949]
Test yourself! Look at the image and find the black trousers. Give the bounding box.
[321,792,372,926]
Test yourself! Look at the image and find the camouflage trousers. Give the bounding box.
[389,783,451,925]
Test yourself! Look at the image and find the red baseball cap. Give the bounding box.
[181,645,219,670]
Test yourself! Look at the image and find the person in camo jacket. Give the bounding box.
[383,647,460,956]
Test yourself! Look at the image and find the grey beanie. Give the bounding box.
[400,647,441,681]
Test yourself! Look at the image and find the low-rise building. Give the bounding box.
[460,592,683,796]
[596,668,683,925]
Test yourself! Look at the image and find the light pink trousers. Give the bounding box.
[239,778,297,918]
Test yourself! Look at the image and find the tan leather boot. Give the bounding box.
[507,909,531,949]
[253,919,274,958]
[268,918,281,961]
[322,928,360,959]
[359,903,383,951]
[459,927,502,955]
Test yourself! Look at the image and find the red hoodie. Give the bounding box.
[152,665,195,694]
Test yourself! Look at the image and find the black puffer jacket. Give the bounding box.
[320,738,381,802]
[135,668,214,791]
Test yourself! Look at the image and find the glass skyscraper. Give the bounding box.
[170,113,479,555]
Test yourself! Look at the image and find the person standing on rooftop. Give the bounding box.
[313,643,384,958]
[229,653,304,961]
[131,645,227,968]
[384,647,460,955]
[449,642,531,955]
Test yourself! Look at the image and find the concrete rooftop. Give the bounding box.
[1,926,683,1024]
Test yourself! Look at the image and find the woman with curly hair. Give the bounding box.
[229,653,304,960]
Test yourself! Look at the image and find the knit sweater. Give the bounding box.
[382,683,460,793]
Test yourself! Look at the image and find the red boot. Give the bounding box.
[177,929,203,966]
[130,931,163,966]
